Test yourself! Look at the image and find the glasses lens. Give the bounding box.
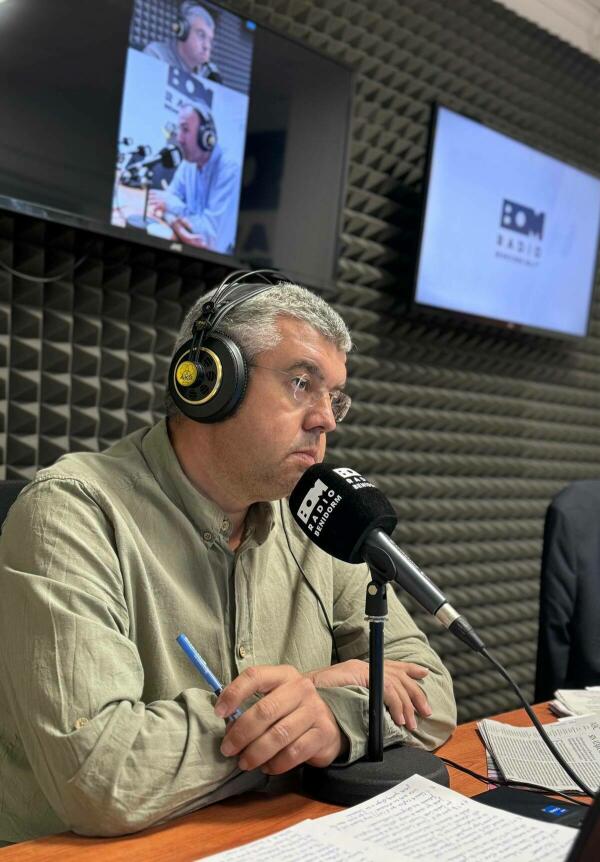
[331,392,351,422]
[253,364,350,422]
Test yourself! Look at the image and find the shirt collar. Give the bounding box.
[141,419,275,547]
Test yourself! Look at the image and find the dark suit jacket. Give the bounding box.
[535,480,600,702]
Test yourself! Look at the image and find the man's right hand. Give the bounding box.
[148,189,166,217]
[215,665,346,775]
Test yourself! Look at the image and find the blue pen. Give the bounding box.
[177,633,243,720]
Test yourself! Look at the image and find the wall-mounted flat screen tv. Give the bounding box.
[413,105,600,338]
[0,0,353,289]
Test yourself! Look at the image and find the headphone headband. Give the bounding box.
[189,269,282,360]
[204,268,283,332]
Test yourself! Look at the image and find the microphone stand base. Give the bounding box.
[301,744,449,806]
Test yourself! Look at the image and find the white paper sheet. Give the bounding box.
[478,715,600,792]
[198,774,577,862]
[555,689,600,717]
[199,819,405,861]
[321,774,577,862]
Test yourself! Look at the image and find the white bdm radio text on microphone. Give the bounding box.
[297,468,374,536]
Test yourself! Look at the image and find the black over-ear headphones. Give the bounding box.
[173,1,200,41]
[173,12,191,41]
[173,2,217,46]
[169,270,281,423]
[193,106,217,152]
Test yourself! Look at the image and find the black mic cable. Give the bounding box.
[279,500,340,664]
[479,648,595,798]
[439,756,591,807]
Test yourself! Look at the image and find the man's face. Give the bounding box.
[180,15,214,69]
[209,316,347,505]
[176,108,204,163]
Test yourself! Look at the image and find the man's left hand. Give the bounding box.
[305,659,432,732]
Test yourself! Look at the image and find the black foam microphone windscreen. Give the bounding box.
[288,463,397,564]
[290,463,488,654]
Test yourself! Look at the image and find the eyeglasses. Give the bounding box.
[249,364,351,423]
[191,26,213,44]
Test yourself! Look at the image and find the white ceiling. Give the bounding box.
[495,0,600,60]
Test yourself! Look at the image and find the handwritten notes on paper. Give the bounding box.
[200,775,576,862]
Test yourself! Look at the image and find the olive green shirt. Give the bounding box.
[0,420,456,843]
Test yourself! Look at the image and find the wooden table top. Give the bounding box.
[0,702,559,861]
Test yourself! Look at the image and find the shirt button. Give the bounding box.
[221,518,230,533]
[202,530,213,542]
[73,717,89,730]
[238,645,247,658]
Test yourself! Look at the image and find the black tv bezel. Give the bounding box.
[0,0,355,294]
[410,102,600,341]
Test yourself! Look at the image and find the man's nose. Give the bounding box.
[304,392,337,433]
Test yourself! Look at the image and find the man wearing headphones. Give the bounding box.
[149,102,238,253]
[0,274,456,844]
[144,2,223,83]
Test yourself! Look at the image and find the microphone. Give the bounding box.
[117,144,151,167]
[130,144,151,158]
[120,145,183,186]
[137,144,183,171]
[289,464,485,653]
[201,60,223,83]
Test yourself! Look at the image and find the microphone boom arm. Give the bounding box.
[363,530,485,653]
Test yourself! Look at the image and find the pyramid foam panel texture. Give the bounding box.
[1,0,600,722]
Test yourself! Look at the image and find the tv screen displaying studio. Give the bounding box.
[414,104,600,338]
[112,0,256,257]
[0,0,353,289]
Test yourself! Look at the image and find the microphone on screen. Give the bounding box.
[120,144,183,185]
[137,144,183,171]
[288,463,485,653]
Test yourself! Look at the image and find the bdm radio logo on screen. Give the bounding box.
[496,198,545,267]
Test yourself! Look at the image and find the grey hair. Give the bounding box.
[180,2,215,30]
[166,281,352,418]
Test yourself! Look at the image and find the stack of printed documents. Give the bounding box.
[477,715,600,793]
[549,688,600,718]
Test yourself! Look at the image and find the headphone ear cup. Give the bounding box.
[173,15,190,40]
[197,121,217,152]
[168,332,248,423]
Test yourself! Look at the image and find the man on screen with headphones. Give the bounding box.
[148,101,239,253]
[0,273,456,844]
[144,1,223,83]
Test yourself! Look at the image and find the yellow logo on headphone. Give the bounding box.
[176,360,198,387]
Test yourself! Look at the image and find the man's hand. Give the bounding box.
[305,659,432,732]
[148,189,167,217]
[215,665,345,775]
[170,216,209,248]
